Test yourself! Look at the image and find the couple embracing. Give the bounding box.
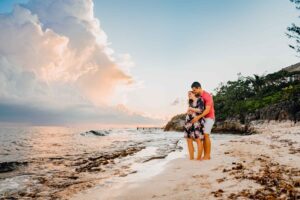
[184,81,215,160]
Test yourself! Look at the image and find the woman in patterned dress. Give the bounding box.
[184,91,205,160]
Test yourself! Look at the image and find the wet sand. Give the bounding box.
[73,121,300,200]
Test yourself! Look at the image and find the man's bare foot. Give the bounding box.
[196,158,203,161]
[189,157,195,160]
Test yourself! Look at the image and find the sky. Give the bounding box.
[0,0,299,126]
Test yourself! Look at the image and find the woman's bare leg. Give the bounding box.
[195,138,203,160]
[186,138,194,160]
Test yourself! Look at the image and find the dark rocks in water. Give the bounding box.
[3,145,146,199]
[81,130,110,136]
[0,161,28,173]
[75,146,146,173]
[164,114,185,132]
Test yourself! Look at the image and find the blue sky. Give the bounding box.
[93,0,299,118]
[0,0,299,124]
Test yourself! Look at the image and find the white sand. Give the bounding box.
[72,121,300,200]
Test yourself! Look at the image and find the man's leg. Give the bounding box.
[186,138,194,160]
[195,138,203,160]
[203,134,211,160]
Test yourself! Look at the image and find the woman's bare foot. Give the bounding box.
[202,156,211,160]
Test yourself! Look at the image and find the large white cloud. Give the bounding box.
[0,0,159,125]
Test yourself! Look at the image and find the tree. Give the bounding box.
[287,0,300,55]
[247,74,264,94]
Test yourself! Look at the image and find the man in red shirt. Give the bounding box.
[191,82,215,160]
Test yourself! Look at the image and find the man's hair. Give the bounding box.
[191,81,201,89]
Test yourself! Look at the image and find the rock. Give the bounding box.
[164,114,256,134]
[80,130,110,136]
[255,101,300,122]
[165,94,299,134]
[75,146,145,173]
[212,119,256,134]
[164,114,185,132]
[0,161,28,173]
[295,111,300,121]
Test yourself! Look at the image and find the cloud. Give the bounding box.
[171,98,180,106]
[0,102,159,125]
[171,97,186,106]
[0,0,159,125]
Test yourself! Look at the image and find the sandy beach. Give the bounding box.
[73,121,300,200]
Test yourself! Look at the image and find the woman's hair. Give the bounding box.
[188,91,195,106]
[188,98,193,106]
[188,91,200,98]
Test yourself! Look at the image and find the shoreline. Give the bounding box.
[72,121,300,200]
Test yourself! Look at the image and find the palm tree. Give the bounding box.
[287,0,300,56]
[247,74,264,94]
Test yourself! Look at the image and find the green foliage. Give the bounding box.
[287,0,300,55]
[213,70,300,121]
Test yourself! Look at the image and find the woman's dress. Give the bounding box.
[184,97,205,139]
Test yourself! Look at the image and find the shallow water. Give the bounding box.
[0,125,239,199]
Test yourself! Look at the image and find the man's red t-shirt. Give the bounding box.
[201,90,215,119]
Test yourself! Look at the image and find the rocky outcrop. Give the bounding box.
[250,100,300,122]
[212,119,256,134]
[282,62,300,72]
[164,114,185,132]
[163,114,256,133]
[164,100,300,134]
[164,63,300,134]
[163,115,256,134]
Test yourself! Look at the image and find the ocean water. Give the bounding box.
[0,125,237,199]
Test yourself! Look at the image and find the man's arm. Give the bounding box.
[191,105,211,123]
[188,107,202,113]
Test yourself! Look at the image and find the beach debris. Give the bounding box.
[216,177,226,183]
[231,163,244,170]
[211,189,224,197]
[223,157,300,200]
[289,147,300,154]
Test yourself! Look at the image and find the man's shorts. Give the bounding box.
[203,118,215,134]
